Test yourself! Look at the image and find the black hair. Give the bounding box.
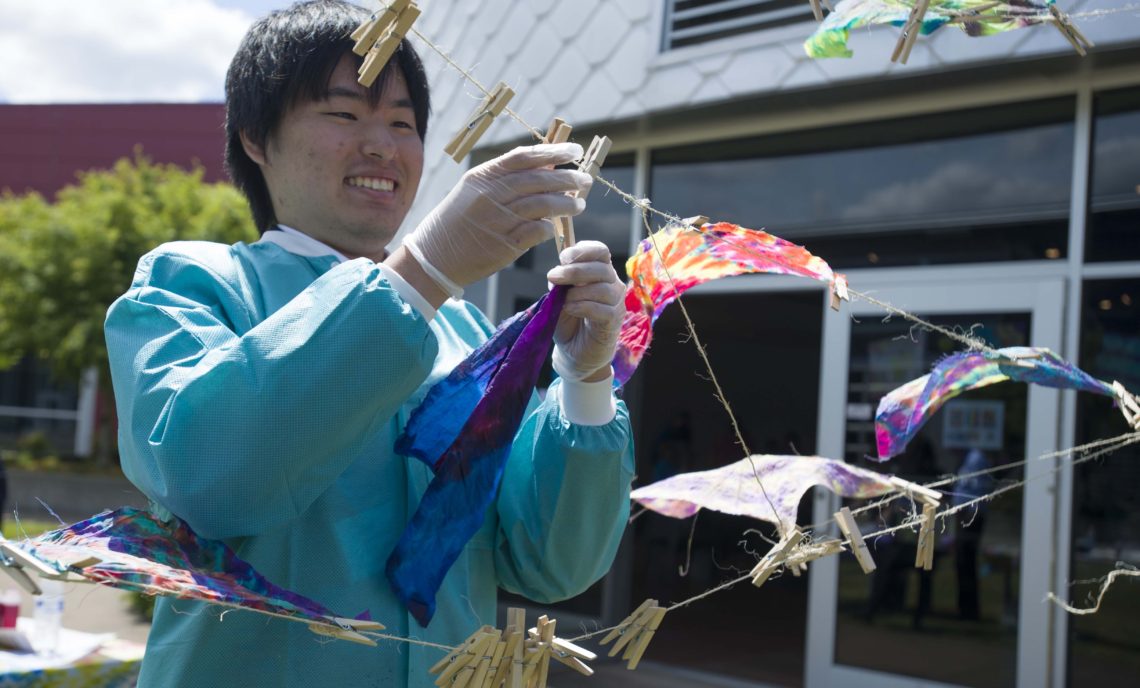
[224,0,431,232]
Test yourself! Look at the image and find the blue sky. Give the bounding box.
[0,1,368,103]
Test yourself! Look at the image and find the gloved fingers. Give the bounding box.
[506,193,586,221]
[564,282,625,308]
[558,240,611,266]
[505,218,557,250]
[493,168,593,196]
[487,143,584,172]
[547,259,620,287]
[562,299,625,324]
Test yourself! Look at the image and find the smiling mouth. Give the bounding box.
[346,176,396,192]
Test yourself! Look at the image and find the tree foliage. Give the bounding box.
[0,151,257,382]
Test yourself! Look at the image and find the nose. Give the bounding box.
[361,123,397,160]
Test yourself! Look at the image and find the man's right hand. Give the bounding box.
[402,143,592,297]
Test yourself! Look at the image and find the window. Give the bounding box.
[1085,88,1140,263]
[651,100,1075,268]
[663,0,816,50]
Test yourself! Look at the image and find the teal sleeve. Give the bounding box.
[105,246,439,540]
[493,381,634,601]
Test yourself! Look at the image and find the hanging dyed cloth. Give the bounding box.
[804,0,1054,59]
[631,455,895,532]
[616,221,845,385]
[4,507,356,624]
[388,286,567,627]
[875,346,1120,460]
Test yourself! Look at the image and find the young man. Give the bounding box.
[104,2,633,685]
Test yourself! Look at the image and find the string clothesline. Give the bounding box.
[372,8,1140,658]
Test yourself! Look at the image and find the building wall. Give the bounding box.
[0,103,226,198]
[405,0,1140,236]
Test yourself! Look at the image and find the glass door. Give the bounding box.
[806,270,1065,688]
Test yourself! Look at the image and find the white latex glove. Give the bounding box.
[547,241,626,382]
[404,143,591,295]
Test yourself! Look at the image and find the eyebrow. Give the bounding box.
[324,87,415,109]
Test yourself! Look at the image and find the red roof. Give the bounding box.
[0,103,227,198]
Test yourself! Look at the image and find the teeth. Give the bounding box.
[348,176,395,192]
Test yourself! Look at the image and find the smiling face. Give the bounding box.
[241,55,424,260]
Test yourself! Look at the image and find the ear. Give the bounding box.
[239,130,269,166]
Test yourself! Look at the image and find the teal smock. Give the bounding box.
[104,237,635,687]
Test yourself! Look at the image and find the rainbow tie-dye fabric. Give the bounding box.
[616,221,843,384]
[631,455,895,532]
[15,507,351,622]
[804,0,1055,59]
[875,346,1117,460]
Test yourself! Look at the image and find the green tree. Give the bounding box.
[0,151,257,461]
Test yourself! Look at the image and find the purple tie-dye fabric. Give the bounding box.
[876,346,1116,461]
[388,286,567,627]
[631,455,895,532]
[20,507,341,621]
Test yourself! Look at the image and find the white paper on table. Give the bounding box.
[0,617,113,673]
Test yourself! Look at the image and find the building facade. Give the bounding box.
[404,1,1140,686]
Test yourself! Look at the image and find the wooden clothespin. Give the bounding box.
[543,117,577,254]
[829,274,849,312]
[785,538,844,571]
[808,0,823,22]
[352,0,422,87]
[599,598,668,670]
[891,0,931,64]
[749,527,806,587]
[681,215,710,230]
[1112,381,1140,431]
[526,626,595,677]
[444,82,515,163]
[577,136,613,201]
[916,502,938,570]
[0,541,51,595]
[1048,5,1093,57]
[308,614,385,646]
[429,625,498,686]
[835,507,877,574]
[887,476,941,570]
[887,476,942,507]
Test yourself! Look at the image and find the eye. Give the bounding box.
[392,119,415,130]
[326,111,357,121]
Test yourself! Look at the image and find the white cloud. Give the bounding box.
[0,0,255,103]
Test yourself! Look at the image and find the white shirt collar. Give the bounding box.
[256,225,350,263]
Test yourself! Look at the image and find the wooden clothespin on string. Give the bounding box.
[0,541,101,594]
[428,608,593,688]
[308,616,385,646]
[1048,4,1093,57]
[1112,381,1140,431]
[829,274,850,312]
[681,215,710,230]
[543,117,577,253]
[749,527,806,587]
[352,0,422,87]
[599,598,668,671]
[444,82,516,163]
[834,506,877,574]
[891,0,931,65]
[889,476,942,571]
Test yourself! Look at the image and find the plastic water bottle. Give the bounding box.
[33,579,64,656]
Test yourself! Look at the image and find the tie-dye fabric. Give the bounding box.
[876,346,1117,460]
[14,507,345,622]
[631,455,895,532]
[616,221,842,384]
[389,286,567,627]
[805,0,1054,58]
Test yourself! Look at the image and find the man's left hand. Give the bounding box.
[547,241,626,382]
